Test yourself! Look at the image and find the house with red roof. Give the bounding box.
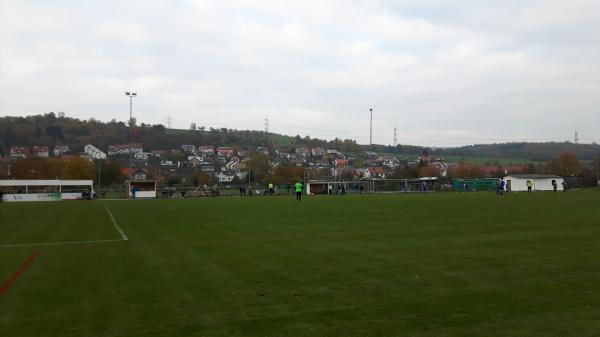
[9,146,29,159]
[368,167,386,178]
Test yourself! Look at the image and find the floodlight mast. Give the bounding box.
[369,108,373,153]
[125,92,137,187]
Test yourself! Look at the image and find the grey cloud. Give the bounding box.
[1,0,599,146]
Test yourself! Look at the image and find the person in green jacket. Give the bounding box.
[294,181,303,201]
[268,182,274,196]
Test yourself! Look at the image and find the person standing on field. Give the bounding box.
[552,180,558,193]
[294,181,303,201]
[268,182,274,196]
[527,180,533,193]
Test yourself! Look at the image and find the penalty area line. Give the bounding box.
[0,204,129,248]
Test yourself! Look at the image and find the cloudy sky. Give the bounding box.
[1,0,599,146]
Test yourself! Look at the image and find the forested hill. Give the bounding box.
[432,142,600,161]
[0,113,364,155]
[0,113,599,160]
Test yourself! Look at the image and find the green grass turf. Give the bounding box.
[2,191,600,336]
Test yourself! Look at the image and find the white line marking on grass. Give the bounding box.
[103,203,128,241]
[0,203,129,248]
[0,239,126,248]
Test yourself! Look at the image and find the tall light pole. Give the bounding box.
[369,108,373,152]
[125,92,137,183]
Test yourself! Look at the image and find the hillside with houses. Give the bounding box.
[1,113,599,187]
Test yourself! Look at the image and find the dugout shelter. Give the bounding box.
[503,174,563,192]
[127,179,157,198]
[0,179,94,202]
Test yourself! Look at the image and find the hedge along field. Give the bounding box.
[1,190,600,337]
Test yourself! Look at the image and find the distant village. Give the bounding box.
[4,142,531,185]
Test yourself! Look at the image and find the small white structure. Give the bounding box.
[504,174,564,192]
[0,180,94,202]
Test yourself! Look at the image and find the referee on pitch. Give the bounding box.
[294,181,303,201]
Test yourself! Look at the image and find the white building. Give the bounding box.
[198,146,215,155]
[84,144,107,160]
[32,146,49,158]
[134,152,150,160]
[504,174,564,192]
[215,172,235,182]
[53,145,70,156]
[181,144,196,154]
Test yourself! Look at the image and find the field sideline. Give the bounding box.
[2,191,600,336]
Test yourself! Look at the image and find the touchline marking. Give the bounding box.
[0,203,128,248]
[0,252,38,296]
[0,239,125,248]
[103,203,128,241]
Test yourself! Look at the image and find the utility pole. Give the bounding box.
[369,108,373,152]
[247,146,251,196]
[98,157,101,188]
[393,125,398,148]
[574,130,579,144]
[166,115,173,129]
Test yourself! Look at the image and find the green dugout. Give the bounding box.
[452,178,498,191]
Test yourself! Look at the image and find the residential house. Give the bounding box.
[198,146,215,155]
[215,172,235,182]
[134,152,150,160]
[291,157,307,166]
[9,146,29,159]
[181,145,196,154]
[107,143,143,156]
[84,144,107,160]
[160,159,176,166]
[334,158,349,167]
[311,147,326,157]
[278,151,291,160]
[121,168,148,180]
[356,168,370,178]
[188,156,204,167]
[216,147,234,157]
[32,146,49,158]
[368,167,386,179]
[295,147,310,158]
[327,149,342,157]
[256,147,269,155]
[53,145,70,156]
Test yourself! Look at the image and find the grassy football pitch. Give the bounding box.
[2,191,600,336]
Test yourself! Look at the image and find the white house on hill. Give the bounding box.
[84,144,107,160]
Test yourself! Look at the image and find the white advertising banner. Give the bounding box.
[61,193,84,200]
[2,193,62,202]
